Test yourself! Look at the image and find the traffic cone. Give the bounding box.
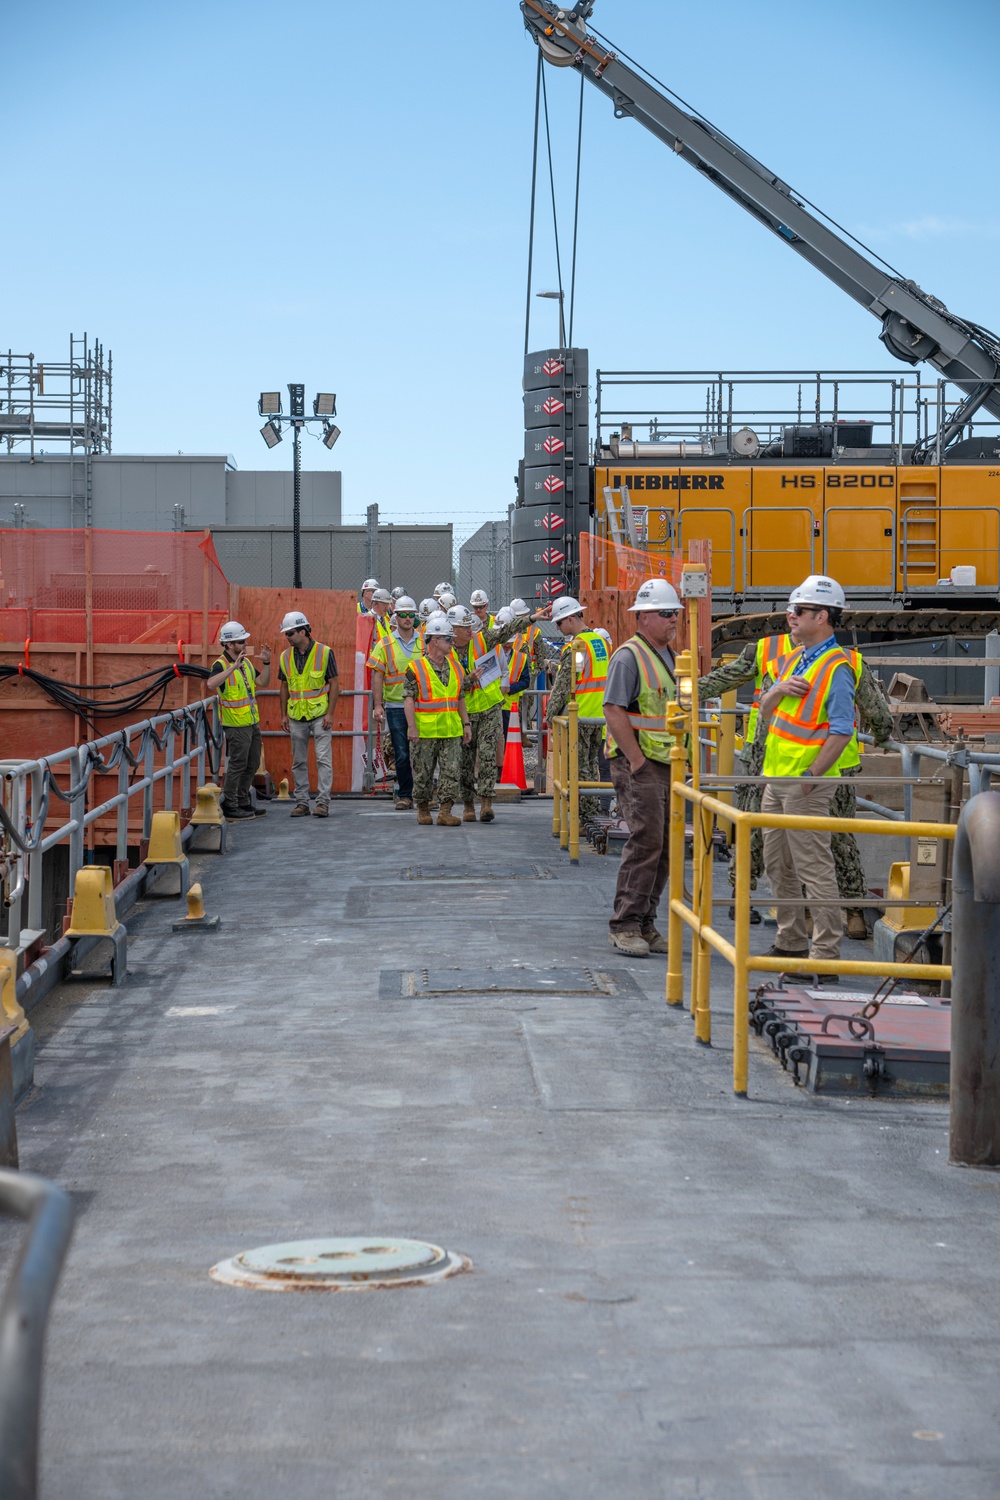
[500,704,528,791]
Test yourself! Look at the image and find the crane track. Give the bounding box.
[711,609,1000,650]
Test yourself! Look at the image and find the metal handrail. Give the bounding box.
[0,1170,74,1500]
[0,699,221,940]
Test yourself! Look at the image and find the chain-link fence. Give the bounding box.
[457,515,511,607]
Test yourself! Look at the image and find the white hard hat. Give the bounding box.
[390,586,407,600]
[372,587,393,605]
[509,597,531,618]
[594,627,612,642]
[495,606,514,627]
[394,595,417,613]
[446,604,476,630]
[437,590,456,611]
[418,597,437,621]
[361,578,379,591]
[470,588,490,607]
[788,574,846,611]
[281,610,310,632]
[628,578,682,612]
[432,581,451,599]
[423,612,455,639]
[219,620,250,644]
[551,594,584,624]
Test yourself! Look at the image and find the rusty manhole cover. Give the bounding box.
[210,1236,471,1291]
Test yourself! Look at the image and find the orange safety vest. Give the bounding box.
[762,643,852,777]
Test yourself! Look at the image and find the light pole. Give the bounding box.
[258,386,340,589]
[536,290,566,348]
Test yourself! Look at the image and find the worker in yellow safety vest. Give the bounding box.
[403,611,472,827]
[470,589,495,630]
[757,574,856,980]
[602,578,681,958]
[546,596,610,821]
[358,578,380,615]
[504,597,547,744]
[207,620,271,822]
[369,587,395,645]
[278,610,340,819]
[368,594,423,810]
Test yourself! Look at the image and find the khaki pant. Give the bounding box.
[289,718,333,806]
[761,779,841,960]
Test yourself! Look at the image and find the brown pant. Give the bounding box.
[609,757,671,934]
[761,780,841,960]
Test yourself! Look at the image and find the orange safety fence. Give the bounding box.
[0,527,228,646]
[579,533,712,674]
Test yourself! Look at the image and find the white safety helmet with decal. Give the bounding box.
[361,578,379,591]
[423,612,455,639]
[509,597,531,619]
[628,578,681,612]
[494,606,514,627]
[432,582,452,599]
[788,574,846,611]
[437,590,457,611]
[393,595,417,614]
[446,605,477,630]
[418,597,437,621]
[280,610,310,632]
[219,620,250,644]
[470,588,490,607]
[550,595,584,624]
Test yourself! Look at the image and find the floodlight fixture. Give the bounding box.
[322,423,341,450]
[258,391,282,416]
[260,420,282,449]
[288,383,306,418]
[313,393,337,418]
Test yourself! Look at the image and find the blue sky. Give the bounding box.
[5,0,998,539]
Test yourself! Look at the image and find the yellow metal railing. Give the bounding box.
[550,698,613,864]
[665,779,955,1097]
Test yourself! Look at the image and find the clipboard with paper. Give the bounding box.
[473,645,502,688]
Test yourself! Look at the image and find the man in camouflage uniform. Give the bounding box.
[403,612,471,826]
[448,601,547,823]
[547,599,610,822]
[699,634,894,937]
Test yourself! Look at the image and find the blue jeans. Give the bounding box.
[385,706,413,800]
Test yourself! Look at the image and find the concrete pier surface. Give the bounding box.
[7,800,1000,1498]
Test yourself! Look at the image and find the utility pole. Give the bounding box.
[258,386,340,590]
[366,503,379,581]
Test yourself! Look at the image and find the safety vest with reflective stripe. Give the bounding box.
[368,634,421,704]
[605,636,676,765]
[746,632,793,744]
[463,631,505,715]
[212,656,259,728]
[281,642,332,722]
[569,630,609,723]
[762,643,852,778]
[410,656,463,739]
[373,613,393,644]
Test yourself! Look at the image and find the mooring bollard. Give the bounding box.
[950,792,1000,1167]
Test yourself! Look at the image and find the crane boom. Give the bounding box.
[521,0,1000,455]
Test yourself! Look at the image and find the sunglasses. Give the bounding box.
[787,604,823,617]
[654,609,680,619]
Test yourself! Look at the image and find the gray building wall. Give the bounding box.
[210,525,453,599]
[0,454,341,530]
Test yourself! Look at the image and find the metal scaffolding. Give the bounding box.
[0,334,112,527]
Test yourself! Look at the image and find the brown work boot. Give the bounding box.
[290,804,310,818]
[479,797,495,823]
[314,801,329,818]
[463,802,477,822]
[394,798,413,811]
[640,928,670,955]
[437,801,461,827]
[416,803,433,825]
[845,909,868,941]
[608,930,650,958]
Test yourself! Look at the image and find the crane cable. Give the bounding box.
[524,54,586,353]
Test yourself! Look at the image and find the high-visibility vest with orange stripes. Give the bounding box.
[410,656,463,739]
[605,636,676,765]
[281,642,332,722]
[367,633,421,705]
[463,630,505,715]
[212,656,259,728]
[762,643,852,778]
[746,632,793,744]
[569,630,609,723]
